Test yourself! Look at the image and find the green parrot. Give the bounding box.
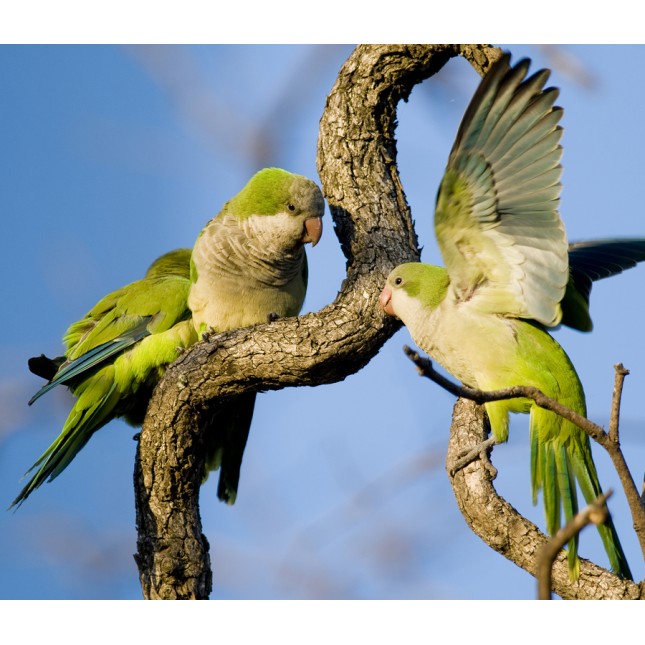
[379,54,634,580]
[14,167,324,508]
[188,167,323,502]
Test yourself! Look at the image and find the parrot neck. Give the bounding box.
[404,293,518,389]
[406,291,586,418]
[195,212,306,287]
[188,212,308,333]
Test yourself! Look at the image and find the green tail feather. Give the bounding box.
[555,445,579,576]
[529,405,632,580]
[10,370,120,509]
[570,447,633,579]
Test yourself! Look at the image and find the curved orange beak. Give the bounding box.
[302,217,323,247]
[379,286,396,317]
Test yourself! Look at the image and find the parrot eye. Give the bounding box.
[287,203,296,212]
[394,276,403,286]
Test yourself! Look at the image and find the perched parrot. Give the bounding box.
[13,167,323,508]
[379,54,635,580]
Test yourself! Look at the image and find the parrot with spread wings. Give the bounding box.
[380,54,640,580]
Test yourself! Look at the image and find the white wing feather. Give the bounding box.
[434,55,568,326]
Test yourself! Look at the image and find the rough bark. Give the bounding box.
[446,398,645,600]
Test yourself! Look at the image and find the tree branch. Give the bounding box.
[133,44,503,599]
[447,398,643,599]
[609,363,629,442]
[404,345,604,441]
[403,346,645,599]
[537,491,612,600]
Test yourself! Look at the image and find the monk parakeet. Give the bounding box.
[379,55,633,580]
[14,167,323,508]
[188,167,323,503]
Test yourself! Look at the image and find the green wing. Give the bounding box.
[28,324,152,405]
[14,251,195,508]
[28,248,193,402]
[434,54,568,326]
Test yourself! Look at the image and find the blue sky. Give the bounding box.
[1,45,645,600]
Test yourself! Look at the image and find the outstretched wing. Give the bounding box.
[435,54,568,326]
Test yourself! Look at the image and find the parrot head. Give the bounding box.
[188,167,325,333]
[380,262,450,321]
[224,167,324,251]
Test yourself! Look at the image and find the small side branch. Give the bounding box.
[609,363,629,442]
[537,491,613,600]
[404,346,645,564]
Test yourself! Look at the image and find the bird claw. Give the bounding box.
[267,312,280,323]
[201,326,216,342]
[449,436,497,478]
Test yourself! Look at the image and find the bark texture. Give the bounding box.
[446,398,645,599]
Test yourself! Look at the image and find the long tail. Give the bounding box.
[10,365,121,508]
[529,404,632,580]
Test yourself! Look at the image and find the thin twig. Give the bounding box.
[537,491,612,600]
[403,345,645,562]
[609,363,629,443]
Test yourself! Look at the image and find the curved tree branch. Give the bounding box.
[446,398,644,599]
[404,347,645,565]
[133,44,503,600]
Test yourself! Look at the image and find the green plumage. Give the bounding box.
[14,248,196,507]
[380,55,636,581]
[484,318,628,578]
[16,168,324,508]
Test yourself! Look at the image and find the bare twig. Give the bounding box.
[609,363,629,442]
[404,345,645,563]
[404,345,604,440]
[537,491,612,600]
